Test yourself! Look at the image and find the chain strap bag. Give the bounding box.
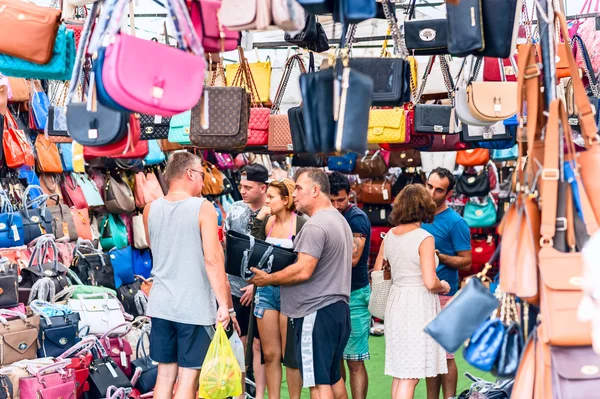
[414,57,455,135]
[403,0,448,55]
[467,58,518,123]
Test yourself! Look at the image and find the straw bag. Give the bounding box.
[368,257,392,319]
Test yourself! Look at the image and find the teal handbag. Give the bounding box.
[74,173,104,207]
[492,145,519,161]
[168,110,192,145]
[100,214,129,251]
[144,140,166,165]
[464,198,497,228]
[0,25,75,80]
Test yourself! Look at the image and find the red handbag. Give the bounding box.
[460,236,497,280]
[248,107,270,146]
[100,323,134,378]
[368,226,392,269]
[483,57,518,82]
[19,360,78,399]
[61,173,89,209]
[3,112,35,168]
[57,336,96,398]
[84,115,143,159]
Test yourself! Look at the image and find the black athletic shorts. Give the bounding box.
[232,294,260,339]
[293,301,351,387]
[150,317,212,369]
[283,317,298,369]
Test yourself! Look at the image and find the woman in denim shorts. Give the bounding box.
[251,179,306,399]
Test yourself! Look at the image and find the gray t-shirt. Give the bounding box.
[281,208,353,318]
[224,201,259,297]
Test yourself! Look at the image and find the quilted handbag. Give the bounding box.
[328,152,357,174]
[139,114,171,140]
[71,207,93,241]
[456,148,490,167]
[414,104,453,135]
[108,246,136,289]
[74,173,104,208]
[104,174,135,214]
[29,300,80,358]
[463,318,505,372]
[167,110,192,145]
[143,140,165,166]
[220,0,272,31]
[100,214,129,251]
[464,197,497,228]
[0,25,75,81]
[349,58,411,106]
[268,55,306,152]
[368,107,406,144]
[226,53,271,103]
[248,107,270,147]
[189,0,240,53]
[189,87,250,150]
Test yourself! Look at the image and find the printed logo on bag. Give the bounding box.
[400,153,406,158]
[18,342,28,351]
[433,125,443,132]
[44,270,54,277]
[0,224,6,229]
[581,365,599,375]
[475,210,483,216]
[468,177,476,184]
[568,117,579,126]
[110,254,116,259]
[569,276,584,286]
[145,127,154,134]
[112,348,120,355]
[59,337,68,345]
[475,247,483,252]
[419,28,437,41]
[31,216,40,222]
[287,144,294,151]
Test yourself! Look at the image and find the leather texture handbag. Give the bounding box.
[0,310,40,366]
[67,295,127,336]
[494,320,523,378]
[58,142,74,171]
[464,197,497,228]
[29,300,80,358]
[446,0,484,56]
[100,214,129,251]
[117,280,146,318]
[100,323,133,377]
[132,249,152,278]
[132,215,149,250]
[299,68,336,153]
[349,58,411,106]
[362,179,393,205]
[66,103,129,147]
[139,114,171,140]
[143,140,166,166]
[35,134,63,173]
[327,153,357,174]
[478,0,520,58]
[61,173,89,209]
[551,346,600,398]
[3,112,35,168]
[456,170,490,197]
[0,198,25,248]
[87,338,132,398]
[188,0,240,53]
[104,174,136,214]
[225,230,297,279]
[70,207,93,241]
[74,173,104,208]
[0,0,61,64]
[40,174,64,206]
[284,14,329,52]
[56,336,95,398]
[268,55,306,152]
[0,259,18,309]
[7,77,29,102]
[201,162,225,196]
[134,171,164,208]
[368,107,406,144]
[461,121,513,143]
[288,106,307,152]
[363,204,392,226]
[466,61,518,122]
[19,361,78,399]
[463,318,505,372]
[388,149,421,168]
[190,87,250,151]
[72,242,116,290]
[403,0,448,55]
[355,151,389,178]
[19,186,54,245]
[131,329,157,393]
[425,274,499,353]
[82,115,145,159]
[220,0,272,32]
[20,236,70,295]
[456,148,490,166]
[108,246,136,289]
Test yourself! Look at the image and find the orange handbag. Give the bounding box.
[35,134,63,173]
[70,207,93,241]
[134,171,165,208]
[3,112,35,168]
[7,78,29,103]
[39,173,63,205]
[456,148,490,167]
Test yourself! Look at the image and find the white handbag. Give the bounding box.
[220,0,272,31]
[269,54,304,108]
[368,254,392,320]
[417,56,463,96]
[132,214,149,250]
[272,0,305,32]
[68,295,128,335]
[421,152,457,174]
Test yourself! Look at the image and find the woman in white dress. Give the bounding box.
[373,184,450,399]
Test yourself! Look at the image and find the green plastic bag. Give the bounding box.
[199,323,242,399]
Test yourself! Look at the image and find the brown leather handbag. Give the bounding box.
[134,171,164,208]
[512,326,553,399]
[7,77,29,102]
[70,207,92,241]
[268,55,306,152]
[388,149,421,168]
[361,179,393,205]
[104,174,136,214]
[39,173,63,205]
[0,310,40,366]
[456,148,490,167]
[35,134,63,173]
[355,151,389,178]
[0,0,61,64]
[159,139,183,152]
[202,162,225,196]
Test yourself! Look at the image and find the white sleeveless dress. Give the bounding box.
[383,228,448,379]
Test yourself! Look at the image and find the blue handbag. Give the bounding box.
[328,152,357,173]
[334,0,376,23]
[73,173,104,207]
[168,110,192,145]
[474,126,517,150]
[463,197,497,228]
[0,26,75,80]
[0,198,25,248]
[492,145,519,161]
[58,143,74,172]
[109,246,136,289]
[30,300,80,358]
[31,90,50,130]
[463,318,505,371]
[144,140,166,166]
[297,0,334,14]
[92,47,130,113]
[132,249,152,279]
[18,166,43,201]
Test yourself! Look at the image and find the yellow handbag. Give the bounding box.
[72,141,85,173]
[226,57,271,103]
[367,107,406,144]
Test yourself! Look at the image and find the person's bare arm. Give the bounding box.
[372,240,386,272]
[351,234,367,267]
[420,236,446,294]
[199,201,231,326]
[142,203,151,249]
[437,250,472,272]
[249,252,318,287]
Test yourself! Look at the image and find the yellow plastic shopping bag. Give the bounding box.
[199,323,242,399]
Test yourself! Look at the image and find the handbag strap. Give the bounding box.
[29,299,70,325]
[135,328,151,360]
[232,47,263,107]
[415,56,454,104]
[106,386,127,399]
[271,55,307,115]
[57,335,97,360]
[571,34,600,98]
[27,359,71,378]
[381,0,408,57]
[101,322,133,348]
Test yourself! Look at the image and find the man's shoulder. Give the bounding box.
[344,206,370,229]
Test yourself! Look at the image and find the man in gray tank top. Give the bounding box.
[142,152,235,399]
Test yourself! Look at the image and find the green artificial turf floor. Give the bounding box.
[278,335,490,399]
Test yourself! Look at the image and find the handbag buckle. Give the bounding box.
[523,64,541,79]
[541,168,559,181]
[555,217,567,232]
[433,125,443,133]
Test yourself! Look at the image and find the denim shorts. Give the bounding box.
[254,285,281,318]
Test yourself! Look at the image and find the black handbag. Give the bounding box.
[131,330,157,394]
[225,230,297,280]
[478,0,519,58]
[299,68,336,153]
[0,375,12,399]
[20,237,69,293]
[73,250,116,291]
[460,122,513,143]
[291,154,325,167]
[288,107,307,153]
[446,0,484,57]
[362,204,392,227]
[46,105,70,138]
[117,280,146,318]
[404,0,448,55]
[493,321,523,377]
[414,104,453,134]
[139,114,171,140]
[391,171,425,197]
[19,189,54,245]
[30,300,80,358]
[66,102,129,147]
[88,348,132,399]
[456,170,490,197]
[348,58,411,106]
[285,15,329,53]
[0,260,18,309]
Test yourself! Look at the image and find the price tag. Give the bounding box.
[105,362,118,379]
[11,225,19,242]
[154,115,162,124]
[382,189,389,201]
[88,129,98,139]
[380,209,386,220]
[120,351,128,368]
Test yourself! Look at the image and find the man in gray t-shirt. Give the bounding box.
[250,168,352,398]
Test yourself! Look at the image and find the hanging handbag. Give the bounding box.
[220,0,272,31]
[456,148,490,166]
[40,175,63,206]
[0,310,40,366]
[361,179,393,205]
[225,53,271,103]
[167,110,192,145]
[99,323,133,377]
[403,0,448,55]
[83,115,145,159]
[550,346,600,397]
[188,0,240,53]
[479,0,520,58]
[46,86,73,144]
[492,145,518,161]
[100,214,129,251]
[104,174,136,214]
[131,329,157,394]
[299,67,336,153]
[132,215,148,250]
[494,320,523,378]
[3,112,35,169]
[139,114,171,141]
[7,77,29,102]
[463,197,497,228]
[29,300,80,358]
[355,151,388,178]
[446,0,484,57]
[272,0,305,30]
[456,170,491,197]
[201,162,225,196]
[143,140,165,166]
[35,134,63,173]
[391,170,425,197]
[363,204,392,226]
[284,14,329,52]
[388,149,421,168]
[349,56,411,106]
[368,107,406,144]
[461,122,513,143]
[134,171,164,209]
[0,259,18,309]
[463,318,506,372]
[268,55,306,152]
[470,236,496,273]
[108,246,136,289]
[61,173,89,209]
[327,153,357,174]
[73,173,104,208]
[70,207,92,241]
[58,143,74,172]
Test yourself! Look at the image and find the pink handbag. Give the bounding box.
[214,152,235,169]
[100,323,133,377]
[188,0,239,53]
[19,360,77,399]
[134,171,164,208]
[102,34,205,116]
[248,108,270,146]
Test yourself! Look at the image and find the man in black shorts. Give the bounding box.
[251,168,352,399]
